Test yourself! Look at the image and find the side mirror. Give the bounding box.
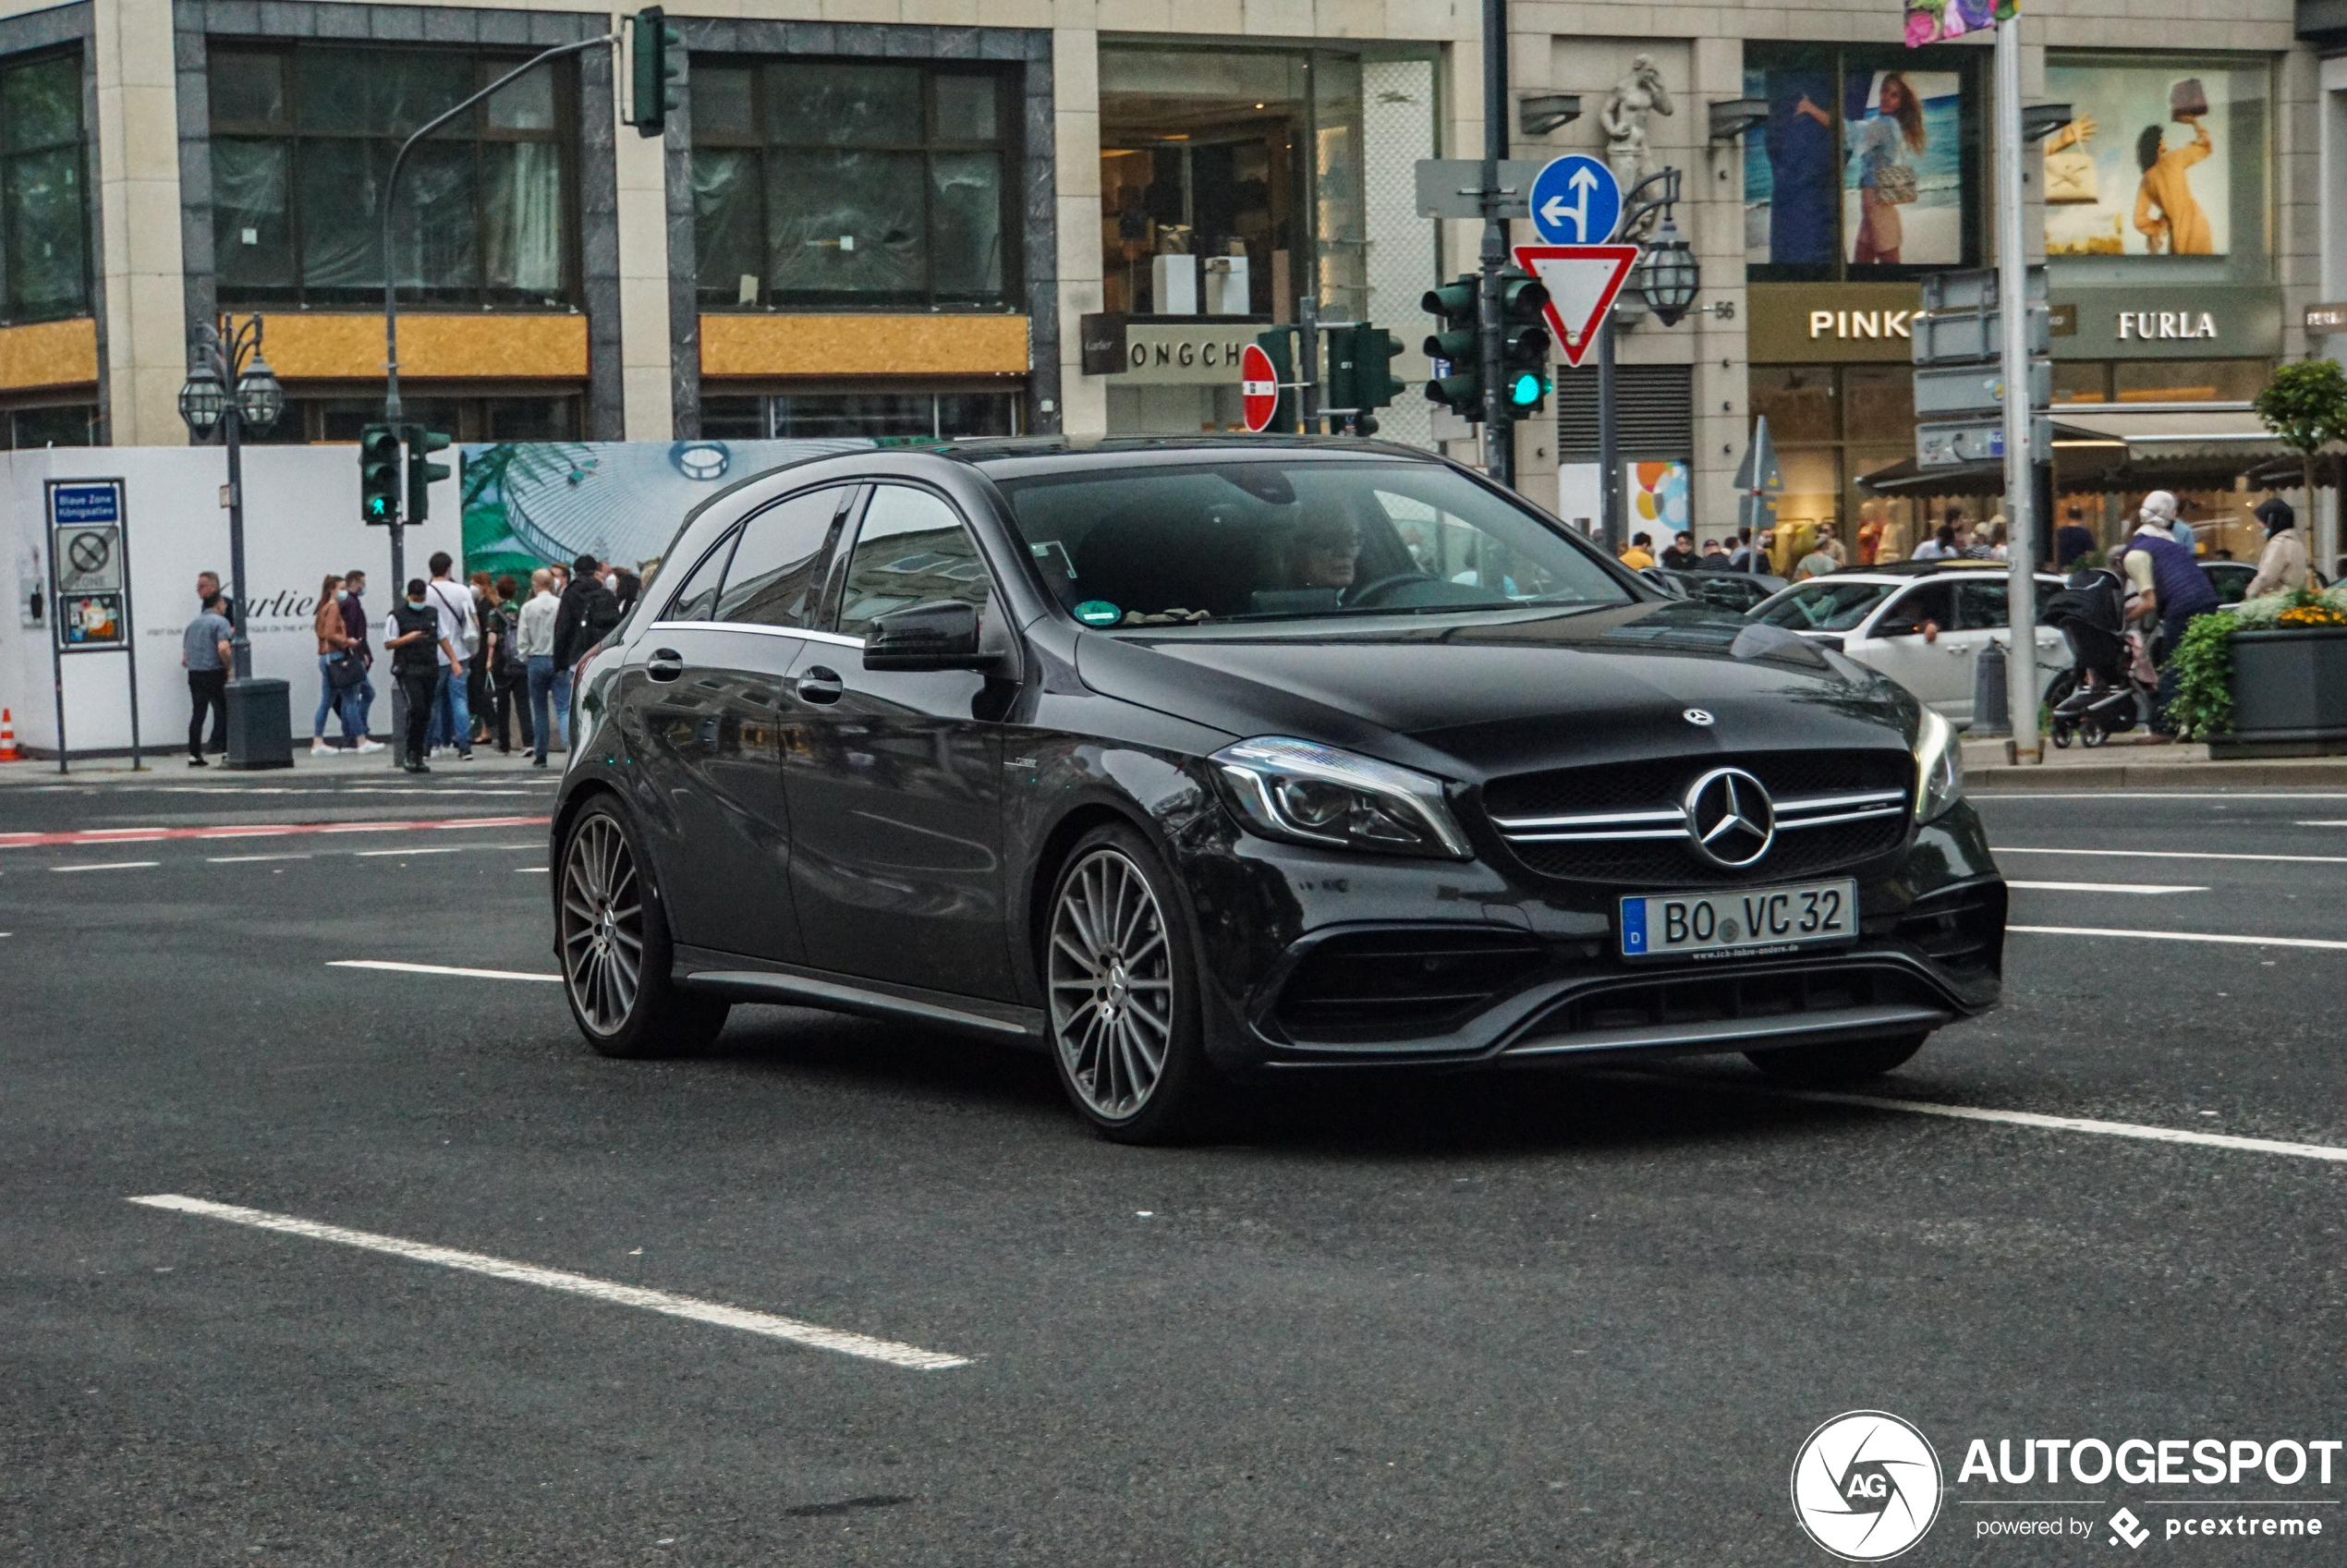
[864,600,996,672]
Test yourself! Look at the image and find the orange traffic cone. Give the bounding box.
[0,708,19,761]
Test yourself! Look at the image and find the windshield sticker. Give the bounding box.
[1074,600,1123,626]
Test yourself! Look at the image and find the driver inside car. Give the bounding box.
[1289,512,1367,593]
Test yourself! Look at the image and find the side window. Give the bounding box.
[715,486,850,627]
[1955,580,2007,631]
[1879,582,1952,635]
[833,485,993,638]
[661,529,737,622]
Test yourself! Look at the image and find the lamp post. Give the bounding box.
[180,314,288,769]
[1598,169,1699,553]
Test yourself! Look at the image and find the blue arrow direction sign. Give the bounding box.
[1529,154,1620,245]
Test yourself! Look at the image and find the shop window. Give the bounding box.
[2109,358,2272,404]
[699,390,1022,440]
[249,395,581,444]
[2043,55,2270,280]
[0,401,94,445]
[210,43,574,308]
[691,61,1015,310]
[2053,360,2111,404]
[1099,45,1391,320]
[0,53,88,325]
[1840,364,1914,444]
[1744,43,1983,280]
[1747,365,1837,445]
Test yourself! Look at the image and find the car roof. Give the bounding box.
[928,434,1450,480]
[1830,558,2031,577]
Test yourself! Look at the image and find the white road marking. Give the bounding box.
[1997,845,2347,866]
[328,959,562,982]
[2013,924,2347,953]
[352,845,478,857]
[514,867,549,874]
[126,1194,971,1370]
[1625,1076,2347,1165]
[2005,880,2205,894]
[51,860,160,872]
[207,853,315,864]
[2297,820,2347,827]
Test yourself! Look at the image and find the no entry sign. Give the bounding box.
[1240,342,1280,433]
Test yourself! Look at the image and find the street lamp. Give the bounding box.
[1629,217,1700,329]
[180,314,288,769]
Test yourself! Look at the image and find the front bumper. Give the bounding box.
[1172,802,2004,1076]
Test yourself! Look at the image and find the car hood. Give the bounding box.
[1072,602,1915,783]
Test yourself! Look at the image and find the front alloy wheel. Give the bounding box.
[1044,827,1218,1142]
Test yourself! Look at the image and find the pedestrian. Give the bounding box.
[467,571,497,748]
[1619,533,1656,570]
[340,568,376,745]
[310,574,370,757]
[384,578,453,774]
[518,566,562,767]
[1912,523,1954,561]
[2055,504,2096,568]
[612,566,641,623]
[2243,497,2309,598]
[2119,489,2220,736]
[422,551,477,760]
[1793,534,1838,580]
[489,573,532,754]
[1985,519,2009,560]
[197,568,230,626]
[1659,530,1699,570]
[181,592,234,766]
[1727,528,1756,571]
[553,553,620,678]
[1699,538,1730,568]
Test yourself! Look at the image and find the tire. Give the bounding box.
[557,797,730,1059]
[1042,824,1222,1144]
[2050,722,2073,749]
[1745,1031,1928,1087]
[2080,720,2106,748]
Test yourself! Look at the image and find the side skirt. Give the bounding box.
[673,945,1046,1046]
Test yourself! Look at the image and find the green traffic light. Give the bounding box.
[1507,372,1546,408]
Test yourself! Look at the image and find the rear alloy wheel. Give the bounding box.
[1746,1031,1928,1087]
[1045,827,1219,1143]
[559,799,728,1059]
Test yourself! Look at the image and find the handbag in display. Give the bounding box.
[1874,163,1919,205]
[2044,148,2098,204]
[2170,78,2208,120]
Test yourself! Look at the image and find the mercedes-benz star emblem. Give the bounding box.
[1683,708,1715,726]
[1684,767,1775,869]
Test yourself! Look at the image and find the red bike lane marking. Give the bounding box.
[0,815,550,850]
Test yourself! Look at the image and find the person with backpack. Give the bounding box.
[422,551,477,760]
[489,574,533,753]
[383,578,454,774]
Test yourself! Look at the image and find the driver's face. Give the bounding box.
[1299,521,1362,589]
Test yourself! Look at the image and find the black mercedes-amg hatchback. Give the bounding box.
[550,438,2003,1142]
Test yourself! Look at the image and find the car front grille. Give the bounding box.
[1482,750,1915,887]
[1273,928,1548,1043]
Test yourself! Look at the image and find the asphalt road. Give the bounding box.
[6,767,2347,1565]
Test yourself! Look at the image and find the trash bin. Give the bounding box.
[225,676,294,770]
[1971,638,2010,735]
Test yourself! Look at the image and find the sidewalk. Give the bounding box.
[0,744,559,786]
[1963,734,2347,791]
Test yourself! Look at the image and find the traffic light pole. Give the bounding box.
[1994,14,2040,765]
[1476,0,1511,488]
[1298,296,1322,434]
[1597,314,1621,553]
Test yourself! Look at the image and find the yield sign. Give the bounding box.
[1512,243,1638,367]
[1239,341,1280,433]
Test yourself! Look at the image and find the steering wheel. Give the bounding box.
[1342,572,1429,608]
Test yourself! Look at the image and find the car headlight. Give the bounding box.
[1913,707,1964,821]
[1210,737,1471,859]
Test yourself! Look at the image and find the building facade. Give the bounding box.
[0,0,2315,548]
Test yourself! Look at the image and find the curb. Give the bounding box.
[1970,760,2347,791]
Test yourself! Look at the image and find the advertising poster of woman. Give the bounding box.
[1842,71,1962,266]
[2044,63,2239,258]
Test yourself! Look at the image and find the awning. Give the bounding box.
[2049,407,2287,462]
[1857,406,2295,498]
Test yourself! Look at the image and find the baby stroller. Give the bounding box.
[2040,566,2153,747]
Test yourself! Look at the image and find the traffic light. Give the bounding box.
[1420,275,1481,420]
[359,424,402,526]
[1328,324,1406,436]
[631,6,683,139]
[1499,269,1552,417]
[1251,327,1299,434]
[403,426,453,525]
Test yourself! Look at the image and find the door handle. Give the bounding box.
[647,648,684,682]
[796,665,844,705]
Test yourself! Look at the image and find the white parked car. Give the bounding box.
[1745,562,2070,728]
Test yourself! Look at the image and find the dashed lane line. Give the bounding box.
[126,1195,972,1370]
[1619,1075,2347,1166]
[2006,881,2205,894]
[1998,845,2347,866]
[0,815,548,850]
[2013,924,2347,953]
[50,860,160,872]
[329,959,561,983]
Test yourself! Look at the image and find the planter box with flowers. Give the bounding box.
[2171,588,2347,757]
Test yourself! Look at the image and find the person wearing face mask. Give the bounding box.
[2242,496,2310,599]
[2118,489,2220,735]
[310,574,365,757]
[340,569,375,744]
[384,578,455,774]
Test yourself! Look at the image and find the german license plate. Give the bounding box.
[1619,879,1858,960]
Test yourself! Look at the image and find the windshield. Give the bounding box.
[1751,579,1902,633]
[995,459,1634,626]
